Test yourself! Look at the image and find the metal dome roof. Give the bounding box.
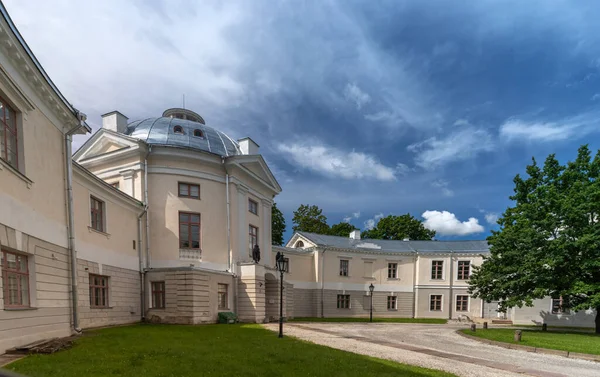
[125,116,241,157]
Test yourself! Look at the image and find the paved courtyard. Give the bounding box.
[264,322,599,377]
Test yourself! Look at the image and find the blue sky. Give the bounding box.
[7,0,600,240]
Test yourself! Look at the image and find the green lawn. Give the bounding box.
[460,328,600,355]
[6,324,455,377]
[291,317,447,324]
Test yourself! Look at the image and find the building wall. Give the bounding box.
[319,290,413,318]
[512,298,597,327]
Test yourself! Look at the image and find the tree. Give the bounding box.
[468,145,600,333]
[271,202,286,246]
[329,222,358,237]
[361,214,435,240]
[292,204,330,234]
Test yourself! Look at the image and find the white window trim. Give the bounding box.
[428,293,444,312]
[550,297,572,316]
[430,259,445,281]
[363,260,374,279]
[454,294,470,312]
[339,259,350,277]
[387,295,398,310]
[387,262,398,280]
[456,259,473,281]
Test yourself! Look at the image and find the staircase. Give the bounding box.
[491,319,513,325]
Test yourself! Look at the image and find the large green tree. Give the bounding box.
[361,214,435,240]
[271,202,286,246]
[292,204,330,234]
[468,145,600,333]
[329,222,358,237]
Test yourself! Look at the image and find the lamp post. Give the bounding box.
[275,251,286,338]
[369,283,375,323]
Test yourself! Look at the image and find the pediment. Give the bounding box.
[285,233,317,249]
[74,129,140,162]
[240,161,272,184]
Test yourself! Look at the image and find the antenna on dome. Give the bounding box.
[182,94,186,110]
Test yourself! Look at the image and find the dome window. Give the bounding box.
[295,240,304,248]
[193,129,204,138]
[173,125,184,134]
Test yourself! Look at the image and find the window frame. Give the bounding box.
[151,281,165,309]
[431,260,444,280]
[178,182,200,200]
[218,283,228,310]
[0,97,18,170]
[339,259,349,277]
[1,249,30,308]
[387,295,397,310]
[455,295,469,312]
[179,212,201,249]
[173,125,184,134]
[551,296,571,314]
[387,262,398,279]
[90,196,105,233]
[337,294,350,309]
[248,225,259,256]
[89,274,109,308]
[457,261,471,280]
[193,129,204,138]
[248,199,259,215]
[429,294,443,311]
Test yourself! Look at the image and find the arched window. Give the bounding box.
[193,129,204,138]
[173,125,184,134]
[295,240,304,248]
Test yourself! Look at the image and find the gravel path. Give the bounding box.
[262,323,599,377]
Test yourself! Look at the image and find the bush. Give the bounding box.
[218,312,238,324]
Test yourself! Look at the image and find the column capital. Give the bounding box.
[236,183,249,194]
[119,169,135,179]
[261,198,273,208]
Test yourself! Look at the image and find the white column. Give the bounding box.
[261,199,272,267]
[120,169,135,197]
[236,184,249,263]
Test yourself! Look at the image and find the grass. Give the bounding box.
[460,328,600,355]
[290,317,447,324]
[7,324,456,377]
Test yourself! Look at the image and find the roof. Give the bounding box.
[125,117,241,157]
[296,232,490,254]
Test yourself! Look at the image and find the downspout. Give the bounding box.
[222,157,231,272]
[449,251,454,320]
[144,146,151,269]
[412,251,418,318]
[137,208,147,321]
[320,247,326,318]
[65,112,87,333]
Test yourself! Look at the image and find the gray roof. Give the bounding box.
[297,232,489,254]
[125,117,241,157]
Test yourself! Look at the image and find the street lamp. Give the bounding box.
[275,251,286,338]
[369,283,375,322]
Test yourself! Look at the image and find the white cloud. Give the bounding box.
[277,142,398,181]
[499,112,600,142]
[343,83,370,110]
[431,179,454,197]
[484,213,499,225]
[364,213,384,230]
[395,163,411,176]
[591,93,600,101]
[343,211,361,223]
[408,128,494,170]
[421,210,484,236]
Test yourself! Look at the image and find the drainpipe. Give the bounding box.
[144,146,151,269]
[449,251,454,320]
[320,248,326,318]
[137,207,147,321]
[222,157,231,272]
[412,251,418,318]
[65,112,87,333]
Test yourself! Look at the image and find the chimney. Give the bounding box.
[102,111,129,134]
[238,137,260,155]
[403,237,410,241]
[349,230,361,240]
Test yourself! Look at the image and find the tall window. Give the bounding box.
[457,261,470,280]
[387,296,397,310]
[178,182,200,199]
[248,225,258,256]
[0,99,18,169]
[430,295,442,311]
[337,294,350,309]
[179,212,201,249]
[218,284,228,310]
[456,295,469,312]
[151,281,165,309]
[89,274,109,308]
[551,296,570,314]
[339,259,349,276]
[388,263,398,279]
[248,199,258,215]
[431,260,443,280]
[1,250,29,308]
[90,196,105,232]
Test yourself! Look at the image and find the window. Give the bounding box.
[337,294,350,309]
[218,284,228,310]
[387,296,397,310]
[248,225,258,256]
[178,182,200,199]
[179,212,201,249]
[173,125,184,134]
[89,274,109,308]
[0,99,18,169]
[151,281,165,309]
[295,240,304,248]
[248,199,258,215]
[430,295,442,311]
[388,263,398,279]
[551,296,570,314]
[193,129,204,138]
[456,295,469,312]
[339,259,349,276]
[457,261,470,280]
[431,260,443,280]
[1,250,29,308]
[90,196,105,232]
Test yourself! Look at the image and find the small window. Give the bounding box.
[173,125,184,134]
[178,182,200,199]
[218,283,228,310]
[431,260,443,280]
[456,295,469,312]
[387,296,397,310]
[430,295,442,311]
[248,225,258,256]
[89,274,109,308]
[339,260,349,276]
[551,296,570,314]
[90,196,105,232]
[152,281,165,309]
[337,294,350,309]
[0,99,18,169]
[295,240,304,248]
[179,212,201,249]
[193,129,204,138]
[457,261,470,280]
[387,263,398,279]
[1,250,30,308]
[248,199,258,215]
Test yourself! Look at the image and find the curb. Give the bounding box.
[456,330,600,362]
